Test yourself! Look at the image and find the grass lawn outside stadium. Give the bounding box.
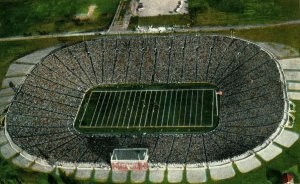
[0,0,120,37]
[75,83,219,134]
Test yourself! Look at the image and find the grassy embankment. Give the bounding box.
[0,35,102,87]
[210,24,300,53]
[0,0,120,37]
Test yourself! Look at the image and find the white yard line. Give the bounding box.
[89,92,101,127]
[122,91,132,127]
[215,92,219,116]
[183,90,189,126]
[189,90,194,126]
[116,92,128,127]
[195,91,199,126]
[106,92,117,126]
[149,91,158,125]
[138,91,148,127]
[155,91,163,126]
[94,91,108,126]
[161,91,168,127]
[79,92,92,126]
[144,91,153,127]
[211,91,214,127]
[166,91,173,126]
[133,92,143,127]
[177,90,183,126]
[128,91,138,127]
[172,90,178,126]
[100,93,112,127]
[93,89,214,92]
[111,92,123,127]
[200,91,204,126]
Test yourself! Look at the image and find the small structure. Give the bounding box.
[111,148,148,171]
[282,173,294,184]
[216,89,224,95]
[74,5,97,21]
[9,81,18,93]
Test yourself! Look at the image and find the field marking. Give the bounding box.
[211,90,214,127]
[79,88,218,129]
[172,90,178,126]
[155,91,163,126]
[183,90,189,126]
[94,91,108,127]
[138,91,148,127]
[189,90,194,126]
[92,88,215,92]
[100,92,112,127]
[149,91,158,125]
[195,91,199,126]
[127,91,138,127]
[215,91,219,116]
[122,91,132,127]
[116,92,127,127]
[166,91,173,126]
[177,90,183,126]
[161,91,168,127]
[79,125,213,128]
[89,92,102,127]
[143,90,153,127]
[133,92,142,127]
[106,92,117,126]
[200,90,204,126]
[79,92,92,126]
[111,92,123,127]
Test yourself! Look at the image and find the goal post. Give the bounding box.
[111,148,149,171]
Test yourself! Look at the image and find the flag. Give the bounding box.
[216,90,223,95]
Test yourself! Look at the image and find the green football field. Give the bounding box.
[74,83,219,134]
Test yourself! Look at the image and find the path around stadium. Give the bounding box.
[0,19,299,42]
[279,57,300,100]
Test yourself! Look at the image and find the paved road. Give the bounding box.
[0,19,299,42]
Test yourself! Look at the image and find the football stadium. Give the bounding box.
[1,34,294,182]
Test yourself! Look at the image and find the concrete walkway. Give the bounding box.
[0,20,299,42]
[234,154,261,173]
[279,58,300,100]
[0,46,59,114]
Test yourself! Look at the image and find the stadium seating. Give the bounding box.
[5,34,288,165]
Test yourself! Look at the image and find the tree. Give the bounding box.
[189,0,209,15]
[218,0,245,13]
[0,156,22,184]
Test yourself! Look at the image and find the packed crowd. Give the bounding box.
[6,34,288,165]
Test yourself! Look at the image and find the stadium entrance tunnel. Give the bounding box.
[74,83,220,135]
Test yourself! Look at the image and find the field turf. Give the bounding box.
[75,83,219,134]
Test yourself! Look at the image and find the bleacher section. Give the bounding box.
[5,35,288,166]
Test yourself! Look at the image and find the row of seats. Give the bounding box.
[6,34,287,165]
